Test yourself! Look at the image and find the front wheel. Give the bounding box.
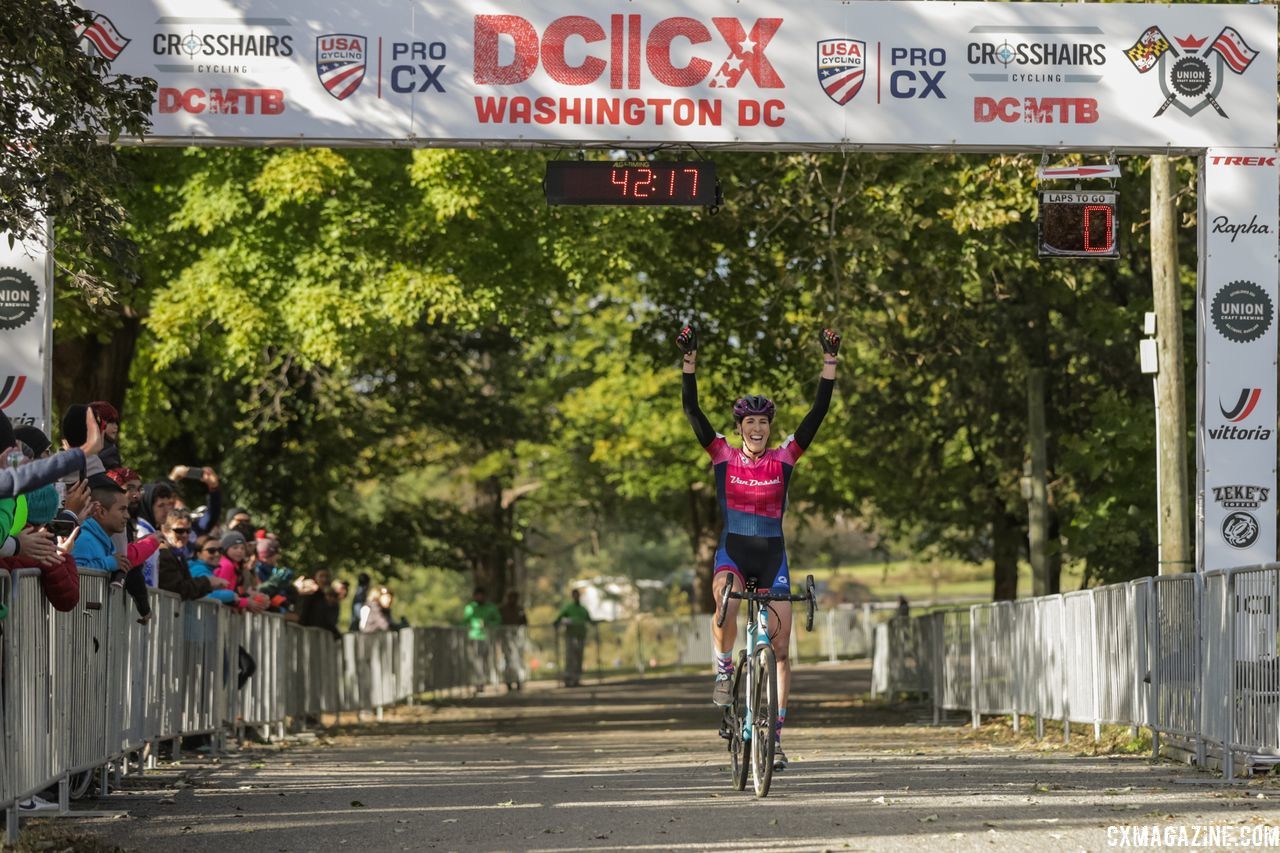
[730,650,749,791]
[750,645,777,798]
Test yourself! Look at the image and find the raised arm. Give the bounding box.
[678,326,715,448]
[794,329,840,450]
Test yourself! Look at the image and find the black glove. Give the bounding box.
[820,328,841,357]
[676,325,698,355]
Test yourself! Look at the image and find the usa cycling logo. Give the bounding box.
[0,376,26,411]
[316,34,367,100]
[817,39,866,105]
[1221,388,1262,422]
[1124,26,1258,118]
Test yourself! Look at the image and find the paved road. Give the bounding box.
[47,662,1279,852]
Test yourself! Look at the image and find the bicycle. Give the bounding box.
[715,572,817,797]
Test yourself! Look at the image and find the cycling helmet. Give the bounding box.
[733,395,775,423]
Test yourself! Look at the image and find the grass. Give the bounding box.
[801,558,1087,605]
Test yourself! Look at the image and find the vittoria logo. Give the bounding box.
[1220,388,1262,422]
[1211,280,1273,343]
[1125,26,1258,118]
[1222,510,1259,549]
[316,34,367,100]
[0,376,26,410]
[76,13,130,62]
[817,39,866,105]
[0,267,39,332]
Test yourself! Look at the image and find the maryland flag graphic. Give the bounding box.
[1125,26,1172,74]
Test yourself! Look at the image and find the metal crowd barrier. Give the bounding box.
[871,563,1280,778]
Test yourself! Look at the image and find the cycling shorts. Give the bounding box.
[714,533,791,595]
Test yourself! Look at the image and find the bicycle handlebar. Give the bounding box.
[725,590,812,603]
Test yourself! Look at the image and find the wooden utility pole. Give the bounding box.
[1026,367,1050,596]
[1149,155,1192,574]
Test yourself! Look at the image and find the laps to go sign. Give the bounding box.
[544,161,718,206]
[1038,190,1119,259]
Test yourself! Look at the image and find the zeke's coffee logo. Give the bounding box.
[1125,26,1258,118]
[0,267,39,331]
[1211,280,1272,343]
[1213,485,1267,549]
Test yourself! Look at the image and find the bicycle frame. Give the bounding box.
[740,583,771,743]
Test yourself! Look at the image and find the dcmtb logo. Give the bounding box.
[77,13,130,62]
[474,15,784,90]
[1220,387,1261,422]
[1125,26,1258,118]
[0,376,26,411]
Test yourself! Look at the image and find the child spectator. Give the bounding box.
[190,535,239,605]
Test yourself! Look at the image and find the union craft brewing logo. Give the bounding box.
[316,34,367,101]
[0,267,39,331]
[1211,280,1272,343]
[817,39,866,105]
[1124,26,1258,118]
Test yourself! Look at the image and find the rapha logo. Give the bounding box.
[1220,387,1261,422]
[1125,26,1258,118]
[0,376,26,410]
[1212,215,1272,243]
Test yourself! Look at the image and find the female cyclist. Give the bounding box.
[677,325,839,771]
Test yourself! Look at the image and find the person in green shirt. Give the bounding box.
[462,587,501,692]
[555,588,593,687]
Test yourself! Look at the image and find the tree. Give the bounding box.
[0,0,154,300]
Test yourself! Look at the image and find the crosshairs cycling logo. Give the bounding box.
[1124,26,1258,118]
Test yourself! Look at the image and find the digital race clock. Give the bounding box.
[544,161,719,206]
[1037,190,1119,259]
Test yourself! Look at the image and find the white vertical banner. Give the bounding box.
[1198,149,1279,572]
[0,227,53,435]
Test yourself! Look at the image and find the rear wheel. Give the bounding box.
[730,650,749,791]
[805,574,817,632]
[750,645,777,797]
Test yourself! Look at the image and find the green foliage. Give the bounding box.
[0,0,154,300]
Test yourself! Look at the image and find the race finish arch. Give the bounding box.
[72,1,1277,572]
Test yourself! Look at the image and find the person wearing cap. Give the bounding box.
[13,425,51,459]
[253,536,295,612]
[0,408,103,499]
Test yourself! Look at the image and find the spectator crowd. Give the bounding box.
[0,403,416,811]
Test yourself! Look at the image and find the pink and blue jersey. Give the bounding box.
[705,434,803,539]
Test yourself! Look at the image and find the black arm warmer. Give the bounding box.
[794,377,834,450]
[682,372,716,448]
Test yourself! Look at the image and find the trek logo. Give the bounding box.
[1212,215,1272,243]
[158,88,285,115]
[0,376,26,410]
[474,15,784,90]
[1220,388,1262,422]
[1211,484,1270,510]
[729,474,783,488]
[817,39,865,105]
[890,48,946,99]
[973,97,1097,124]
[76,13,130,62]
[1210,155,1276,167]
[316,34,367,101]
[1125,26,1258,118]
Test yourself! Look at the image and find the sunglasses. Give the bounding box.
[201,546,221,554]
[172,528,191,536]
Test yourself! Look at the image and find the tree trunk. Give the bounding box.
[51,313,141,415]
[1026,367,1050,596]
[992,508,1020,600]
[687,485,719,613]
[1150,154,1192,574]
[470,475,512,601]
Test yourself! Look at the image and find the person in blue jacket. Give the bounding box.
[74,477,150,623]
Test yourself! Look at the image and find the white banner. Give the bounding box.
[0,230,53,436]
[77,1,1276,151]
[1198,149,1279,572]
